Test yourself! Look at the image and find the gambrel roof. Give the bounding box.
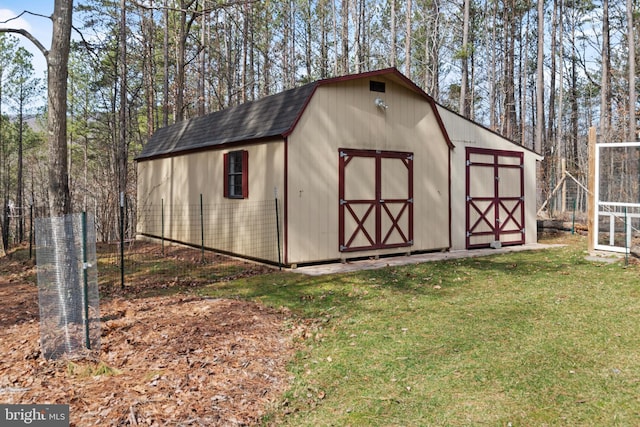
[136,68,452,161]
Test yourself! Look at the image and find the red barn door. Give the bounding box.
[339,149,413,252]
[466,148,525,249]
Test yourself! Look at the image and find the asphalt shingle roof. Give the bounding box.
[136,82,317,160]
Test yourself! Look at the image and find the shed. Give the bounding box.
[136,68,541,266]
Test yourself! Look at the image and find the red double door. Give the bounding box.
[339,149,414,252]
[466,147,525,249]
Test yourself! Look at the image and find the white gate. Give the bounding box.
[594,142,640,253]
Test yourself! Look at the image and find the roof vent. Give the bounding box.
[370,81,386,93]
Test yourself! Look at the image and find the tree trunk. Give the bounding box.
[143,0,156,136]
[535,0,544,154]
[489,0,498,130]
[600,0,611,142]
[340,0,349,74]
[404,0,412,79]
[118,0,128,212]
[354,0,362,73]
[570,24,579,166]
[459,0,470,116]
[544,0,558,210]
[503,0,517,141]
[390,0,396,68]
[163,0,169,127]
[422,0,440,99]
[199,0,207,115]
[48,0,73,216]
[627,0,636,142]
[320,0,329,78]
[557,0,564,165]
[175,2,186,121]
[16,91,24,241]
[547,0,557,145]
[304,0,313,78]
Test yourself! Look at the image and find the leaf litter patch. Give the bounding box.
[0,256,295,426]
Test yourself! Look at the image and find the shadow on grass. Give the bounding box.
[96,238,628,320]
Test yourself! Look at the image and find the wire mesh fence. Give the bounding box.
[538,159,589,222]
[98,198,282,291]
[35,213,100,360]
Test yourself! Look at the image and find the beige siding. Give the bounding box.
[286,78,450,264]
[437,106,542,250]
[137,139,285,262]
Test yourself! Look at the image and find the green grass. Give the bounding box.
[198,235,640,426]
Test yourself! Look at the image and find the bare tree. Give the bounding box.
[459,0,470,116]
[175,0,198,122]
[535,0,544,153]
[163,0,170,127]
[7,47,40,241]
[404,0,412,79]
[390,0,396,67]
[599,0,611,142]
[340,0,349,74]
[626,0,636,142]
[421,0,441,99]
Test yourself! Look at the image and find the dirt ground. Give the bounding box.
[0,253,296,426]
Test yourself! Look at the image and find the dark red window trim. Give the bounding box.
[224,150,249,199]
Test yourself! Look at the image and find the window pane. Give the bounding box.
[230,152,242,173]
[230,174,242,197]
[226,150,246,198]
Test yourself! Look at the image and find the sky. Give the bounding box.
[0,0,53,79]
[0,1,60,112]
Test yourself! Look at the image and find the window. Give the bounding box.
[224,150,249,198]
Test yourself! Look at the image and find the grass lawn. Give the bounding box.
[198,234,640,426]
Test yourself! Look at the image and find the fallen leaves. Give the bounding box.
[1,261,296,426]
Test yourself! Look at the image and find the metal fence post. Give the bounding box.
[161,198,165,256]
[625,207,629,267]
[200,194,205,263]
[29,204,33,259]
[275,187,282,270]
[120,192,125,289]
[82,212,91,349]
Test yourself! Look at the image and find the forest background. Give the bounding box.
[0,0,637,248]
